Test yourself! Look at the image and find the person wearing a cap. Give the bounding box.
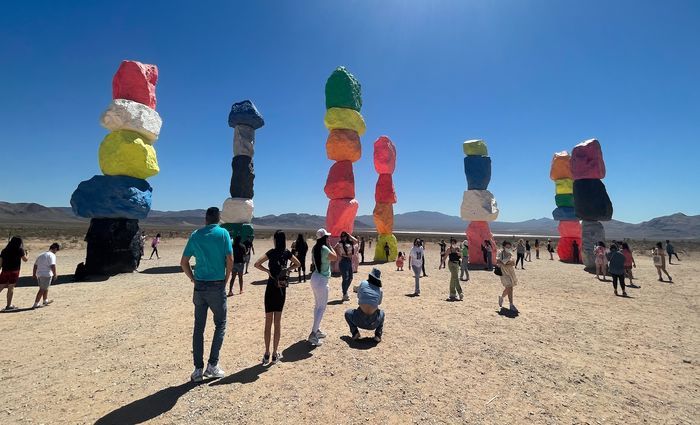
[307,228,338,346]
[181,207,233,382]
[32,242,60,309]
[344,268,385,343]
[460,240,470,281]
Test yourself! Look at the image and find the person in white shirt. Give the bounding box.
[33,243,60,309]
[408,238,425,296]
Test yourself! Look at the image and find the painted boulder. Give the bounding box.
[98,130,160,179]
[581,220,605,270]
[460,190,499,222]
[220,222,255,241]
[558,220,582,238]
[71,175,152,220]
[326,129,361,162]
[552,206,577,221]
[325,66,362,111]
[375,174,397,204]
[557,236,583,263]
[325,198,359,236]
[324,107,366,136]
[554,178,574,195]
[233,125,255,157]
[81,218,142,277]
[466,221,496,267]
[374,233,398,262]
[571,139,606,180]
[550,151,573,180]
[555,193,575,208]
[464,156,492,190]
[228,100,265,130]
[463,139,488,156]
[100,99,162,143]
[373,202,394,235]
[324,160,355,199]
[221,197,254,223]
[373,136,396,174]
[573,179,613,221]
[112,60,158,109]
[229,155,255,199]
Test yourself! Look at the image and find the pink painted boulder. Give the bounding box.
[112,60,159,109]
[466,221,496,267]
[571,139,606,180]
[558,220,582,238]
[373,136,396,174]
[557,237,583,263]
[326,198,359,236]
[375,174,397,204]
[324,161,355,199]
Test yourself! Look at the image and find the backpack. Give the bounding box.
[273,250,290,287]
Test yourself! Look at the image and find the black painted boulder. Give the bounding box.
[77,218,141,278]
[230,155,255,199]
[228,100,264,130]
[573,179,613,221]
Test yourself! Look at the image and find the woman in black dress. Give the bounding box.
[254,230,300,366]
[293,234,308,282]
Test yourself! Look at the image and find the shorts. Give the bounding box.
[233,263,245,274]
[0,270,20,285]
[38,276,53,290]
[244,255,251,263]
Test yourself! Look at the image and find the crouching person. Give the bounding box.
[344,268,385,343]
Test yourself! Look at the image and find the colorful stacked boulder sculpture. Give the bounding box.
[70,60,161,276]
[221,100,263,241]
[373,136,398,262]
[571,139,613,270]
[324,67,364,271]
[461,140,498,267]
[550,151,582,262]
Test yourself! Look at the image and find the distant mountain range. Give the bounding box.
[1,202,698,240]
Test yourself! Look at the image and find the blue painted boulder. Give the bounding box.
[463,156,491,190]
[552,206,578,221]
[573,179,613,221]
[228,100,265,130]
[71,175,152,220]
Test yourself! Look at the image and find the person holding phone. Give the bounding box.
[307,228,338,346]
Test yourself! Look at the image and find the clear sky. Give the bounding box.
[1,0,698,223]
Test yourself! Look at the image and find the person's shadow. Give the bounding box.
[281,340,317,362]
[497,308,519,318]
[94,381,198,424]
[340,335,379,350]
[209,363,268,386]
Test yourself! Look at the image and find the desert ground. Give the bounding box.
[0,237,698,424]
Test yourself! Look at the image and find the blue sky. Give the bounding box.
[1,0,698,223]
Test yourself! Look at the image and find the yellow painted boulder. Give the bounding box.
[374,233,398,262]
[99,130,159,179]
[324,107,366,136]
[554,178,574,195]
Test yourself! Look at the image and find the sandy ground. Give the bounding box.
[0,237,698,424]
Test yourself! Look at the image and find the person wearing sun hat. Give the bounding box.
[344,267,385,343]
[308,228,338,346]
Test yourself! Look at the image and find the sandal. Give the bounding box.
[262,353,271,366]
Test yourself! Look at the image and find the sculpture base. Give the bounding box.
[581,220,605,271]
[74,218,141,280]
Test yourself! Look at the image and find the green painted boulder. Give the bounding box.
[220,223,254,241]
[325,66,362,111]
[555,194,575,207]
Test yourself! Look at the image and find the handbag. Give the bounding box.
[493,265,503,276]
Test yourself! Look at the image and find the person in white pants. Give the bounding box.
[308,228,338,346]
[408,238,425,296]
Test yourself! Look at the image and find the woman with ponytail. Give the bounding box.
[307,228,338,346]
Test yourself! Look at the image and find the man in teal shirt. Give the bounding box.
[181,207,233,382]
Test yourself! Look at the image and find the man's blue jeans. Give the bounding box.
[193,280,227,369]
[339,257,353,296]
[345,308,384,337]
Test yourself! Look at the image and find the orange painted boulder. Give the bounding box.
[375,174,397,204]
[326,129,361,162]
[325,198,359,236]
[112,60,158,109]
[324,160,355,199]
[373,203,394,234]
[550,151,572,180]
[373,136,396,174]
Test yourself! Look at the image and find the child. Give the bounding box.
[621,243,637,287]
[396,252,405,271]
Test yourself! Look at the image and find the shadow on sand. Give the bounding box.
[14,274,109,288]
[327,299,345,306]
[340,335,379,350]
[497,307,519,318]
[281,340,317,363]
[94,381,198,425]
[210,364,268,387]
[139,266,183,275]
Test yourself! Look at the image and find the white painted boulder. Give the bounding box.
[460,190,499,222]
[100,99,162,143]
[221,198,254,223]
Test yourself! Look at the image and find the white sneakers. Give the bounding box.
[204,363,225,379]
[342,294,351,302]
[315,329,327,339]
[308,331,324,346]
[191,368,203,383]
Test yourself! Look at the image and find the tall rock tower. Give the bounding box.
[71,60,161,277]
[373,136,398,262]
[550,151,582,262]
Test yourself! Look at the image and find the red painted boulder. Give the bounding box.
[550,151,573,180]
[558,220,582,238]
[324,161,355,199]
[373,136,396,174]
[557,236,582,263]
[571,139,606,180]
[375,174,397,204]
[112,60,159,109]
[466,221,496,267]
[326,198,359,236]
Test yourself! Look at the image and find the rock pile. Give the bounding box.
[372,136,398,261]
[571,139,613,269]
[221,100,263,241]
[70,60,161,277]
[550,151,582,262]
[461,140,498,267]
